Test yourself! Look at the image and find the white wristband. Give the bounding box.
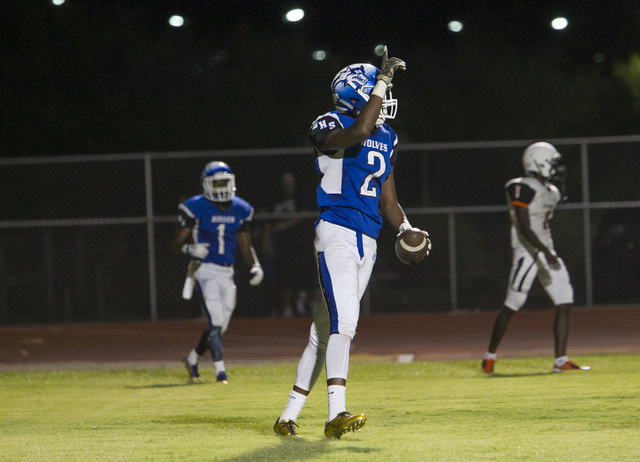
[399,221,412,233]
[371,80,387,99]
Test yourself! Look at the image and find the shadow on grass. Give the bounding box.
[484,372,553,378]
[125,382,200,389]
[149,413,378,460]
[221,437,379,462]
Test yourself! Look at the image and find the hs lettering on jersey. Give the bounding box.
[361,139,388,152]
[211,216,236,224]
[312,119,337,130]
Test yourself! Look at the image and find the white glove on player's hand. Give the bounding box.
[398,222,427,237]
[249,264,264,286]
[421,231,432,255]
[181,243,210,259]
[377,45,406,86]
[397,222,432,255]
[398,221,412,235]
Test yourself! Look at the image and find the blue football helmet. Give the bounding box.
[201,161,236,202]
[331,63,398,126]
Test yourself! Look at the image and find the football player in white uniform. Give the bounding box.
[173,161,263,384]
[482,142,590,373]
[273,47,431,438]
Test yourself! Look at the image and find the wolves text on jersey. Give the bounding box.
[361,139,389,152]
[211,215,236,224]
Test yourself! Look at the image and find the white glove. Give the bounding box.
[397,222,432,255]
[398,221,413,235]
[376,45,406,86]
[421,231,432,256]
[249,264,264,286]
[398,221,427,236]
[181,243,210,259]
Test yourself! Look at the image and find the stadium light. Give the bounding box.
[51,0,65,5]
[374,44,386,56]
[448,20,463,33]
[168,15,185,28]
[551,17,568,30]
[312,50,327,61]
[284,8,305,23]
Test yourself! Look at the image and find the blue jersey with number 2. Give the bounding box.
[309,111,398,238]
[178,195,253,266]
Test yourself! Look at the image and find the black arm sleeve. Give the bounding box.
[178,208,196,228]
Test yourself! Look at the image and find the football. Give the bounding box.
[395,229,430,265]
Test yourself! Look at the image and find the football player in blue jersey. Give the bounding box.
[274,47,431,438]
[173,161,264,384]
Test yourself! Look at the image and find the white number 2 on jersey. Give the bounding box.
[360,150,386,197]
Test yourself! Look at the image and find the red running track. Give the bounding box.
[0,306,637,371]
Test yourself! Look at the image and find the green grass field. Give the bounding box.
[1,354,638,461]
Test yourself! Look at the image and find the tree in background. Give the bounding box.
[614,52,640,112]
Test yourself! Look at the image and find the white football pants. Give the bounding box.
[504,246,574,311]
[194,262,237,333]
[314,220,377,381]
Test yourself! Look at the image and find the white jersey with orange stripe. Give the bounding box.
[505,175,561,252]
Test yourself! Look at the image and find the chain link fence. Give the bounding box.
[1,137,639,325]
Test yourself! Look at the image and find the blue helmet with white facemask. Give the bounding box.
[330,63,398,127]
[201,161,236,202]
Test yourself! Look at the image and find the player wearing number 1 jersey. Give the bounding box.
[274,48,431,439]
[173,161,263,384]
[481,142,590,374]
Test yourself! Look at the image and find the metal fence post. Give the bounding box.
[448,211,458,311]
[581,142,593,306]
[145,155,158,321]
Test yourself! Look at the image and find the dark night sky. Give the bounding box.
[2,1,640,156]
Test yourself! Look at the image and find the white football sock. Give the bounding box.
[280,390,307,422]
[213,360,225,374]
[327,385,346,422]
[554,355,569,366]
[187,349,199,366]
[484,352,497,360]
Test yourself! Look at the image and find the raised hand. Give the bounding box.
[376,45,406,85]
